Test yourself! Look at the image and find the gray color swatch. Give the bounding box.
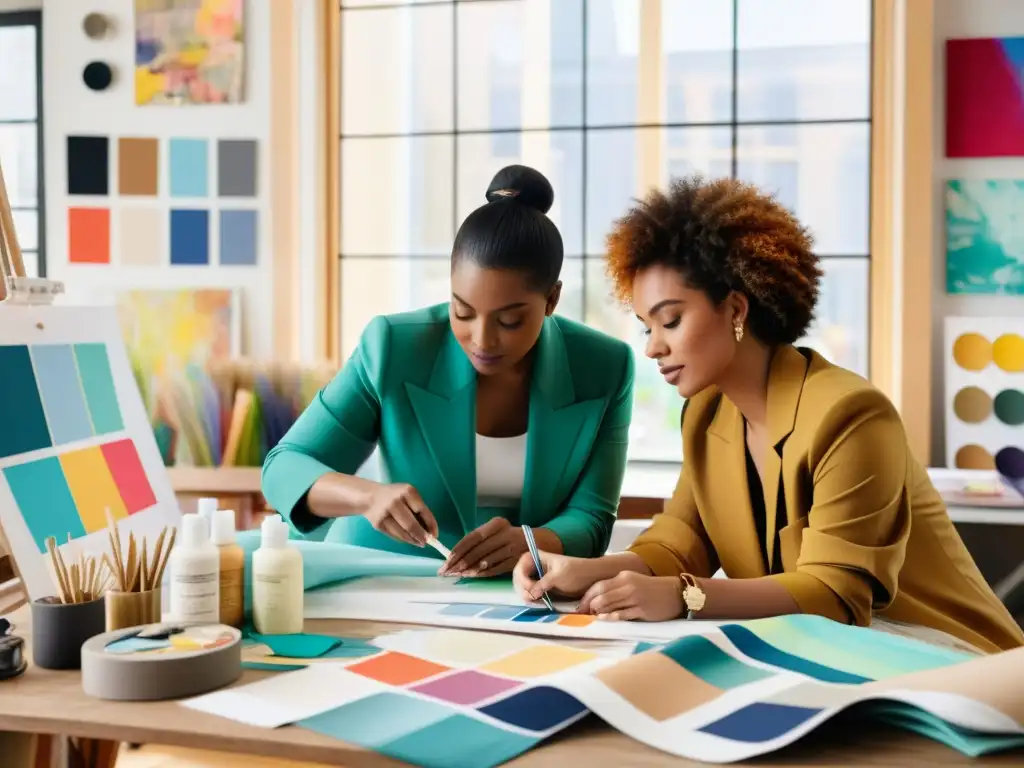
[217,139,258,197]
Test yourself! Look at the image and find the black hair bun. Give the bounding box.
[485,165,554,214]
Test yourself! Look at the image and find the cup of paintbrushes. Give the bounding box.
[103,518,174,632]
[32,537,108,670]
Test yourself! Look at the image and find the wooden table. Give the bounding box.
[1,604,1022,767]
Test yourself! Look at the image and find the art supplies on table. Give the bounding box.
[252,515,303,635]
[168,513,219,624]
[0,618,26,680]
[211,508,244,628]
[181,617,1024,766]
[104,512,175,632]
[82,622,242,701]
[522,525,555,612]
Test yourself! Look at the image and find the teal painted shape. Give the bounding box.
[945,179,1024,295]
[299,692,453,748]
[74,343,124,434]
[383,712,540,768]
[659,634,774,689]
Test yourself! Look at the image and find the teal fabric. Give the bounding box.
[261,303,635,558]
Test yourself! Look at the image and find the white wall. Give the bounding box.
[0,0,40,9]
[42,0,274,357]
[931,0,1024,464]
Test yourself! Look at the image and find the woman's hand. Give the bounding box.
[512,551,605,601]
[364,483,438,547]
[441,517,526,577]
[578,572,684,622]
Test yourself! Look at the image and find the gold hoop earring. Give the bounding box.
[733,320,744,343]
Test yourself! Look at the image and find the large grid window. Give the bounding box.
[0,11,44,278]
[339,0,872,462]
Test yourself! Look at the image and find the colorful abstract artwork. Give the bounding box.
[946,37,1024,158]
[946,180,1024,295]
[134,0,244,106]
[0,306,181,601]
[183,618,1024,766]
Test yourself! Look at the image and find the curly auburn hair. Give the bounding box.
[605,176,822,346]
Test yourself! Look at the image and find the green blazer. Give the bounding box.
[261,303,635,558]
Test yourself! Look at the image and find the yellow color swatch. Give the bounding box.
[952,333,992,371]
[59,446,128,532]
[993,333,1024,373]
[480,645,597,679]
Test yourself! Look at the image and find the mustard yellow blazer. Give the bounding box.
[629,345,1024,654]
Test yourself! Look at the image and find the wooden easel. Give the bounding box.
[0,160,119,768]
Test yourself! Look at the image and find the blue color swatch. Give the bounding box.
[219,209,258,265]
[3,457,86,552]
[513,608,560,623]
[480,606,528,620]
[439,603,490,617]
[170,209,210,265]
[699,702,821,743]
[0,345,52,458]
[169,138,209,197]
[479,686,587,732]
[30,344,94,444]
[73,343,124,435]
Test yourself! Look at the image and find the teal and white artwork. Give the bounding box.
[946,180,1024,295]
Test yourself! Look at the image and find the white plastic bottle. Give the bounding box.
[169,513,220,625]
[196,497,218,524]
[252,516,304,635]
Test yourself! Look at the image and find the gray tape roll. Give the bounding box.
[81,624,242,701]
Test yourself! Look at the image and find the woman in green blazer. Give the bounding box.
[261,166,635,576]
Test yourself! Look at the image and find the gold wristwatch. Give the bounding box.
[679,573,706,619]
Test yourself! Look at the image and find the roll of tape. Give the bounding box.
[82,623,242,701]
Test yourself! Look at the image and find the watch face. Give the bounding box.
[684,585,707,612]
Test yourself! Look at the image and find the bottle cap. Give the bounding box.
[211,508,236,546]
[180,513,210,549]
[196,497,218,521]
[260,515,289,549]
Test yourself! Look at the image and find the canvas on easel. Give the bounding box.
[0,158,181,604]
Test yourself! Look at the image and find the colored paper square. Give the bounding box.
[347,652,450,687]
[557,613,595,627]
[480,605,527,620]
[59,446,128,531]
[299,692,453,748]
[29,345,94,445]
[3,458,86,554]
[73,343,124,435]
[384,713,538,768]
[718,625,867,685]
[169,138,208,197]
[595,648,722,721]
[119,208,163,266]
[946,38,1024,158]
[219,209,257,265]
[118,137,159,196]
[479,686,587,732]
[699,702,821,743]
[660,635,774,689]
[412,670,521,706]
[0,345,52,458]
[480,645,596,679]
[68,208,111,264]
[513,608,559,622]
[67,135,109,195]
[218,139,257,197]
[170,209,210,265]
[99,439,156,515]
[439,603,490,617]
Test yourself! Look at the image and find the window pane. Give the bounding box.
[586,126,732,254]
[736,123,869,255]
[457,131,584,256]
[341,136,454,256]
[18,249,38,279]
[737,0,870,122]
[557,257,584,320]
[801,257,869,377]
[583,259,683,462]
[341,4,453,134]
[0,25,36,121]
[588,0,733,127]
[457,0,583,131]
[0,124,38,207]
[12,209,37,251]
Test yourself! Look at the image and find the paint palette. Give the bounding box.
[945,317,1024,491]
[182,616,1024,766]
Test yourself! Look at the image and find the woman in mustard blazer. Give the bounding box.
[514,176,1024,654]
[262,166,634,576]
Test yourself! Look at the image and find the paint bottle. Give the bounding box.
[211,508,245,628]
[252,516,303,635]
[169,513,220,625]
[196,497,218,525]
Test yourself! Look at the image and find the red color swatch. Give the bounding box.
[946,38,1024,157]
[100,439,157,515]
[68,207,111,264]
[347,651,450,686]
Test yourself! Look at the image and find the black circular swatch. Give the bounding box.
[83,61,113,91]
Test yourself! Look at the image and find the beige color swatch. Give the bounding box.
[119,208,163,266]
[596,651,722,721]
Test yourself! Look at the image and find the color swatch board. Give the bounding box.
[0,304,181,601]
[303,576,713,643]
[944,317,1024,493]
[182,616,1024,767]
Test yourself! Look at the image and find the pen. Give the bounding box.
[521,525,555,612]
